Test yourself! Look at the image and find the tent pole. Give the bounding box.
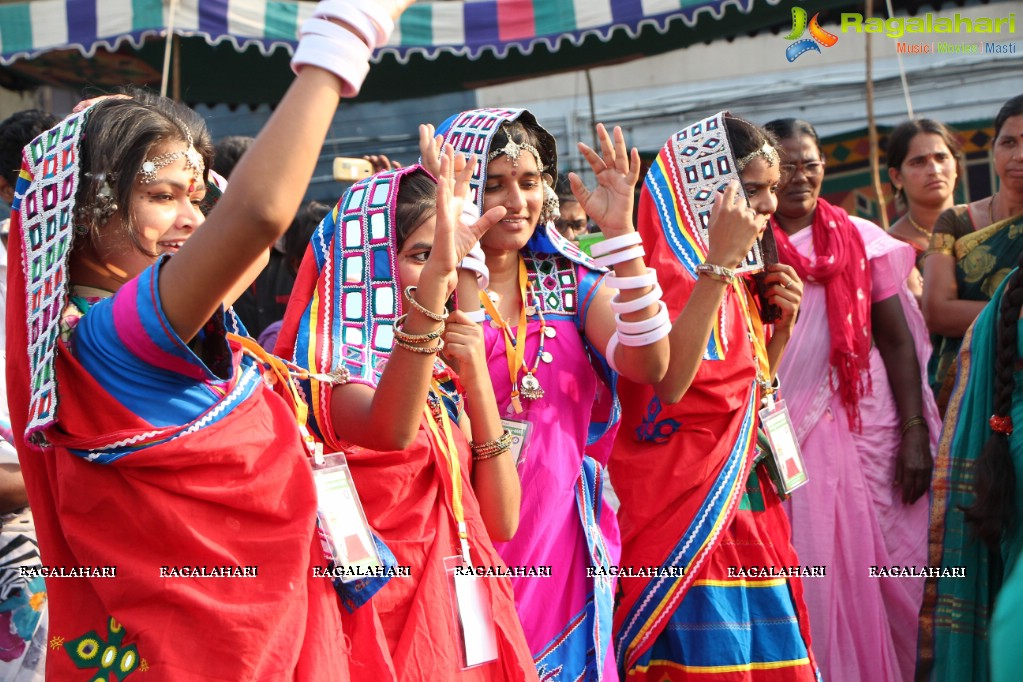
[160,0,179,99]
[864,0,889,229]
[885,0,914,118]
[585,69,597,152]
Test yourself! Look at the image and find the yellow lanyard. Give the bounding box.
[423,381,472,564]
[228,333,323,458]
[478,255,529,414]
[734,282,772,397]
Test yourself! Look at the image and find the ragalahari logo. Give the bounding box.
[784,7,839,61]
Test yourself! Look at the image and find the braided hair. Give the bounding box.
[964,258,1023,548]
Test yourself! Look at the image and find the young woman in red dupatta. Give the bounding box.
[611,112,819,680]
[274,152,538,681]
[3,2,415,678]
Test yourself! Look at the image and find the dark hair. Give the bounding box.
[0,109,59,187]
[213,135,255,179]
[763,118,822,156]
[74,89,214,256]
[995,94,1023,139]
[964,259,1023,548]
[285,200,330,276]
[884,118,964,206]
[394,170,437,250]
[725,114,779,164]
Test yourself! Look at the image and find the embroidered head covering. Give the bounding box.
[434,108,600,270]
[10,102,221,444]
[276,165,447,450]
[12,108,91,442]
[643,111,766,278]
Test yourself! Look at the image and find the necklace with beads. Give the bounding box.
[478,255,556,414]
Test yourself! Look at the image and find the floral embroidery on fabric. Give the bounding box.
[63,616,142,679]
[636,396,683,443]
[525,253,577,314]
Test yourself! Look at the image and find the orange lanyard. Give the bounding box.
[478,255,529,414]
[423,381,472,563]
[229,332,328,460]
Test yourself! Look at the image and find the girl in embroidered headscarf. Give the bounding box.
[419,112,669,680]
[4,2,414,678]
[275,152,538,681]
[611,112,818,680]
[762,118,938,682]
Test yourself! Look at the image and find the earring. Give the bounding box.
[539,175,560,225]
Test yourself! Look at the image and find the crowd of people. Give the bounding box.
[0,1,1021,680]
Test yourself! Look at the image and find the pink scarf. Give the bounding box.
[771,198,872,430]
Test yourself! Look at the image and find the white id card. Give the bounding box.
[312,454,381,582]
[758,399,809,494]
[444,555,498,668]
[500,418,532,470]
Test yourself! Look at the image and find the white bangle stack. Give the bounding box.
[459,239,490,290]
[291,0,397,97]
[591,232,644,269]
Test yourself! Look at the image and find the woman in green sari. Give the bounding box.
[919,93,1023,681]
[922,95,1023,415]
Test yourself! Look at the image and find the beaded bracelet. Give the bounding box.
[471,430,514,461]
[404,286,449,322]
[393,337,445,354]
[393,314,444,343]
[901,415,928,435]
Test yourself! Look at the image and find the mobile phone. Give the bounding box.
[333,157,373,183]
[753,227,782,323]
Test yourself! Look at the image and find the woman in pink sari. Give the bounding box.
[765,118,939,681]
[425,110,670,680]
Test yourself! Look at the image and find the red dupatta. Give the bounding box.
[771,198,872,430]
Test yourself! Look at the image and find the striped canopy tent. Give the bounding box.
[0,0,851,106]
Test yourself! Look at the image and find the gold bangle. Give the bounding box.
[393,314,444,343]
[393,337,445,354]
[404,286,449,322]
[471,430,513,461]
[901,415,927,435]
[695,262,735,284]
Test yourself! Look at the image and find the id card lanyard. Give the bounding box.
[423,381,472,565]
[478,256,529,414]
[734,283,772,405]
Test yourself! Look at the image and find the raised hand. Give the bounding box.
[569,123,641,237]
[363,154,402,173]
[424,147,505,294]
[705,181,761,269]
[418,123,445,178]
